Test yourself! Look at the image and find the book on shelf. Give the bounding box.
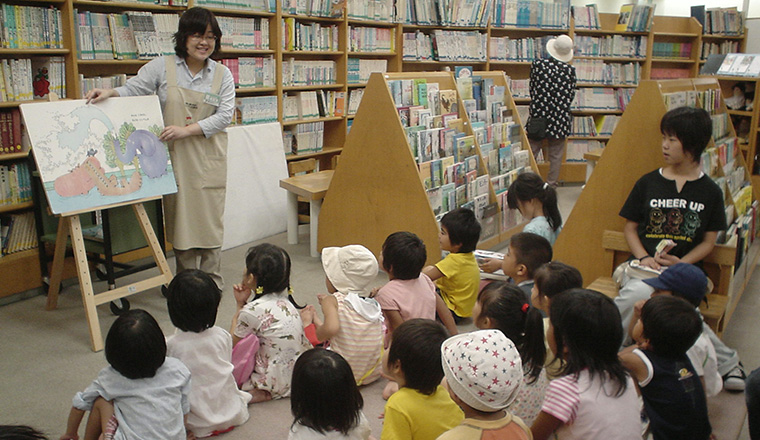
[234,96,278,125]
[348,26,394,53]
[347,88,365,115]
[1,58,66,103]
[717,54,760,78]
[574,35,648,59]
[649,68,691,80]
[0,4,64,50]
[282,58,337,87]
[0,161,32,205]
[283,121,325,155]
[347,58,388,84]
[0,211,36,256]
[221,56,275,88]
[281,18,339,52]
[572,4,600,30]
[0,109,25,155]
[703,7,744,36]
[282,0,345,17]
[217,16,269,51]
[490,0,570,29]
[347,0,393,21]
[615,3,654,32]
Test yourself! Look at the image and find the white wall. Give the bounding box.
[571,0,759,18]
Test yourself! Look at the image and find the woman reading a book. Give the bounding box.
[526,34,576,187]
[86,7,235,289]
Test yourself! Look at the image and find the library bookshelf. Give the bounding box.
[554,78,758,330]
[318,71,538,263]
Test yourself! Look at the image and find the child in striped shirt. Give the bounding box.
[313,244,385,386]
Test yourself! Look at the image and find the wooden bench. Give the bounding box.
[589,230,734,336]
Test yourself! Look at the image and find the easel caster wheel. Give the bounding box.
[109,298,130,316]
[161,285,169,298]
[95,264,108,281]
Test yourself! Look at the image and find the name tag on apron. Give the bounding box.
[203,92,222,107]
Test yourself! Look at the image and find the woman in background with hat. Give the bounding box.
[526,34,577,187]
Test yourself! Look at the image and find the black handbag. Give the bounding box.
[525,116,547,140]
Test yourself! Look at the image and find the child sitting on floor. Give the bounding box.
[313,244,385,386]
[61,309,191,440]
[619,295,711,439]
[382,319,463,440]
[438,329,531,439]
[231,243,311,402]
[165,269,251,438]
[499,232,553,299]
[423,208,482,335]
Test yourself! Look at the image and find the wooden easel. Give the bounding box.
[32,93,172,352]
[45,196,173,352]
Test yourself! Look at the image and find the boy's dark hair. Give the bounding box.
[477,282,545,382]
[387,319,449,395]
[382,231,427,280]
[550,289,629,396]
[291,348,363,436]
[105,309,166,380]
[174,7,222,59]
[534,261,583,300]
[641,295,702,358]
[166,269,221,333]
[509,232,553,278]
[440,208,481,253]
[0,425,48,440]
[660,107,713,161]
[506,172,563,231]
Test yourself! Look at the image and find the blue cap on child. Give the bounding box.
[642,263,709,304]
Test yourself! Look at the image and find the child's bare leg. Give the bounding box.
[382,380,399,400]
[83,397,114,440]
[249,389,272,403]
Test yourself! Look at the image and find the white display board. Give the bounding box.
[222,123,288,250]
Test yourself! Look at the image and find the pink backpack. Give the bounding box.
[231,334,259,388]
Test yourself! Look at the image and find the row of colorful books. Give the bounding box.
[282,19,339,52]
[696,6,743,36]
[652,42,693,60]
[614,4,655,33]
[574,60,640,86]
[0,162,32,207]
[402,30,488,62]
[0,211,36,256]
[283,122,324,155]
[701,41,741,62]
[570,115,619,138]
[347,0,393,21]
[282,59,337,87]
[1,57,66,103]
[0,110,24,155]
[282,0,343,17]
[192,0,272,13]
[347,59,388,84]
[219,57,276,89]
[490,0,570,29]
[74,10,177,60]
[0,4,64,49]
[571,87,634,111]
[233,96,278,125]
[217,16,270,51]
[571,4,600,30]
[79,74,128,99]
[283,90,345,120]
[348,26,395,53]
[488,35,557,62]
[574,35,648,59]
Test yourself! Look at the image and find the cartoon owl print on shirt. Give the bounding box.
[647,208,666,234]
[683,210,701,237]
[665,209,683,235]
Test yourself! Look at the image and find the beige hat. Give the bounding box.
[546,35,574,63]
[441,330,523,412]
[322,245,378,294]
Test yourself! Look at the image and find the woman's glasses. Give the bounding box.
[189,33,217,43]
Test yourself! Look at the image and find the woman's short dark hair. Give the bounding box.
[166,269,221,333]
[105,309,166,380]
[174,7,222,59]
[387,319,449,395]
[660,107,713,162]
[290,349,363,435]
[382,231,427,280]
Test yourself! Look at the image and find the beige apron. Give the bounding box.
[163,56,228,250]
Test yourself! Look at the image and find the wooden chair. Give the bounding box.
[587,230,734,336]
[287,158,318,223]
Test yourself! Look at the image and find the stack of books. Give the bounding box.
[347,0,393,21]
[0,4,64,49]
[217,16,269,51]
[282,59,337,86]
[348,26,395,53]
[281,19,339,52]
[0,211,36,257]
[347,59,388,84]
[0,162,32,206]
[220,56,275,88]
[0,110,24,155]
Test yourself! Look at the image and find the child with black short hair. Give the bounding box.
[439,330,531,439]
[61,310,191,440]
[0,425,47,440]
[289,348,372,439]
[530,261,583,314]
[423,208,482,334]
[620,295,711,440]
[166,269,251,438]
[381,319,463,439]
[500,232,553,299]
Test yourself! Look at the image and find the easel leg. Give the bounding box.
[69,215,104,352]
[46,218,70,310]
[132,203,173,285]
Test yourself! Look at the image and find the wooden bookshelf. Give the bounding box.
[554,78,757,330]
[318,71,539,262]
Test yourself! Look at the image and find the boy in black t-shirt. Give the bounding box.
[616,107,744,391]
